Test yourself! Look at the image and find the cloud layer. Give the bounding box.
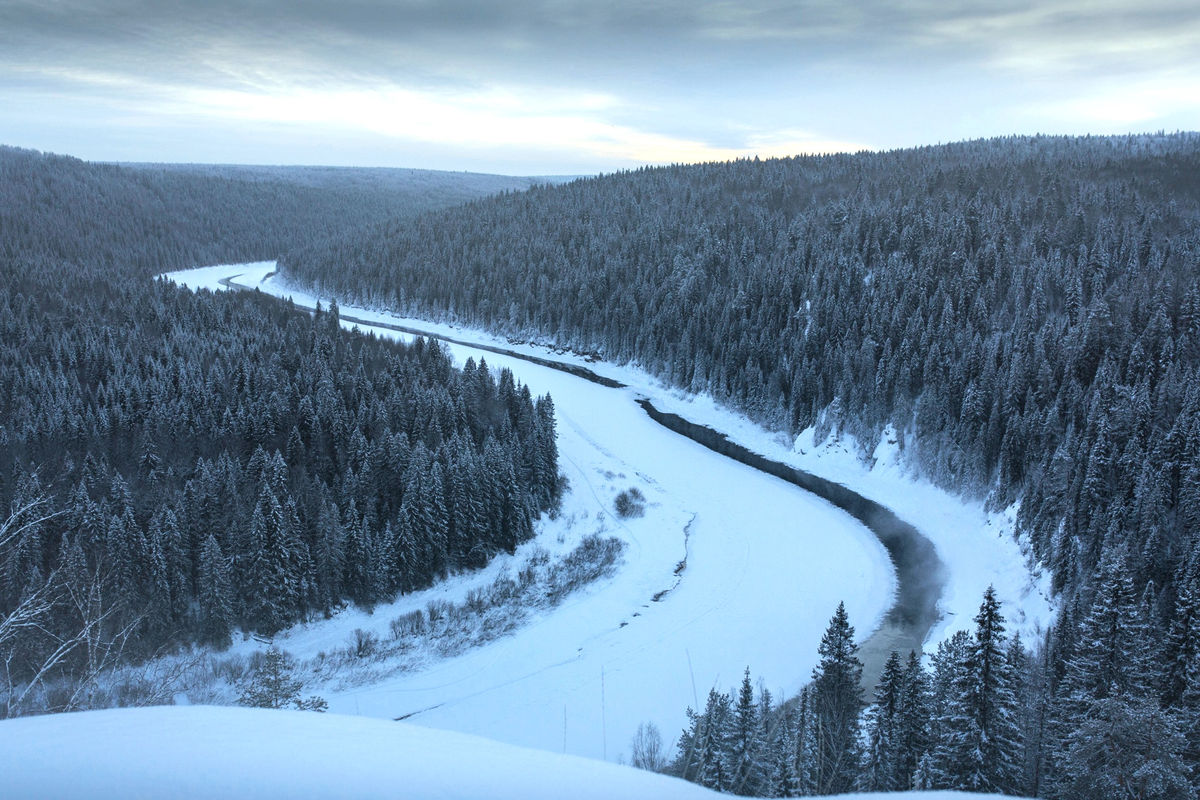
[1,0,1196,172]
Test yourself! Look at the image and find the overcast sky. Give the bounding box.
[2,0,1197,174]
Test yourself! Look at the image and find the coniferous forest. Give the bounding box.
[655,587,1193,799]
[5,135,1200,797]
[281,134,1200,798]
[0,147,559,714]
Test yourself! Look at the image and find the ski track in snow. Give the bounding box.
[163,262,1051,763]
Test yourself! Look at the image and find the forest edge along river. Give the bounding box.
[219,270,946,689]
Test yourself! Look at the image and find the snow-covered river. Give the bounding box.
[165,262,1048,762]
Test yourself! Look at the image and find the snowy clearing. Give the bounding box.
[161,261,1047,761]
[0,706,1023,800]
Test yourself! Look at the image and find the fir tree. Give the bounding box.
[731,667,765,795]
[809,602,863,795]
[698,688,734,793]
[860,650,905,792]
[895,650,931,790]
[939,586,1022,794]
[196,534,232,649]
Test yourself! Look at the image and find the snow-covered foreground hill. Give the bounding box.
[0,706,1020,800]
[162,263,1050,763]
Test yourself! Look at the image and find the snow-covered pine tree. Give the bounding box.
[196,534,232,648]
[895,649,931,791]
[1057,694,1195,800]
[731,667,765,795]
[927,629,970,788]
[1164,552,1200,709]
[241,484,303,634]
[860,650,905,792]
[793,685,816,796]
[671,705,704,783]
[1052,546,1156,781]
[809,602,864,795]
[766,706,799,797]
[238,646,327,712]
[698,687,734,793]
[937,586,1022,794]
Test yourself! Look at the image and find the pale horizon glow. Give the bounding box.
[0,1,1197,174]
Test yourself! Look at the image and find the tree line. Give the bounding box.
[657,584,1195,800]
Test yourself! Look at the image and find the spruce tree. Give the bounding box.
[731,667,764,795]
[242,485,301,633]
[809,602,864,795]
[928,630,972,788]
[767,707,799,798]
[237,646,327,712]
[672,705,704,783]
[1053,547,1155,779]
[895,650,931,790]
[860,650,905,792]
[793,685,816,796]
[698,687,733,792]
[1165,557,1200,708]
[939,586,1022,794]
[1058,695,1195,800]
[196,534,232,649]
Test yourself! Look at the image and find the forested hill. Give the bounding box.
[281,133,1200,642]
[0,147,544,276]
[0,147,560,716]
[120,162,557,198]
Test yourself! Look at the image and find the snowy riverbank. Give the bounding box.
[162,262,1050,761]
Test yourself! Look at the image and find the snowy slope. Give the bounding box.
[0,706,719,800]
[0,706,1023,800]
[161,262,1047,762]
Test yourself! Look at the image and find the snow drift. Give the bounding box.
[0,705,1023,800]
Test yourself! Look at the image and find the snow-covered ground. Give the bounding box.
[161,262,1050,762]
[0,706,1022,800]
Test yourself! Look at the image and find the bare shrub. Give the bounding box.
[547,534,625,602]
[465,588,488,615]
[614,487,646,518]
[426,599,452,624]
[350,628,378,659]
[630,721,668,772]
[389,609,426,640]
[490,576,518,605]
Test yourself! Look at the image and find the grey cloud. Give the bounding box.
[1,0,1195,92]
[0,0,1195,172]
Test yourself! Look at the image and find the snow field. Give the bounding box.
[0,706,721,800]
[0,706,1028,800]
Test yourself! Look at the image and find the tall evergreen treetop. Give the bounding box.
[810,601,864,795]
